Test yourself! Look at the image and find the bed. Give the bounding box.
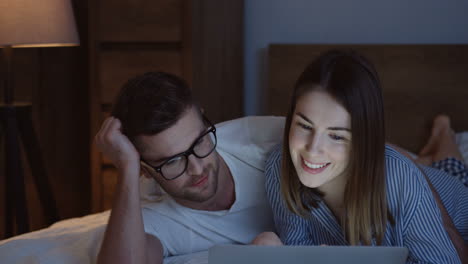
[1,44,468,264]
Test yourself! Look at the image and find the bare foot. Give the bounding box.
[416,115,463,165]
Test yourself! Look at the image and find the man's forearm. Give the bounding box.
[97,167,160,264]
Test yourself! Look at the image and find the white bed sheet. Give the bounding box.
[0,211,108,264]
[1,132,467,264]
[0,211,210,264]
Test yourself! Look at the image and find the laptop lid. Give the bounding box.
[209,245,408,264]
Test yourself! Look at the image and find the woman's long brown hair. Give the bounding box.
[280,50,389,245]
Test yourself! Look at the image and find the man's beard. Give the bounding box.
[178,156,220,203]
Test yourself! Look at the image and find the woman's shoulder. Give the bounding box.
[384,144,423,183]
[384,145,425,193]
[384,144,414,166]
[383,145,434,218]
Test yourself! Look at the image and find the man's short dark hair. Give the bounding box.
[111,71,194,141]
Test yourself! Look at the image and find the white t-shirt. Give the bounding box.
[140,116,285,257]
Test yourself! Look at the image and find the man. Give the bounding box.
[95,72,283,264]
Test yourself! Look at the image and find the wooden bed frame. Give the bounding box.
[267,44,468,153]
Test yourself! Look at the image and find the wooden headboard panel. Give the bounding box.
[267,44,468,153]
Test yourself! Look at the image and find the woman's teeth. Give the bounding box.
[303,160,329,169]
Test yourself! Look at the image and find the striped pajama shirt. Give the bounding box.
[266,144,468,264]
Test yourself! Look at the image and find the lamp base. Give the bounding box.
[0,103,58,237]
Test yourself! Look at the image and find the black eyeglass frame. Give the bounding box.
[140,115,217,181]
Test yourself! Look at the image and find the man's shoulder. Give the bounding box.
[141,198,177,218]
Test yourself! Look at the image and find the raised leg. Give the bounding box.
[416,115,463,166]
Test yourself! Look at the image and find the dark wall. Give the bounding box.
[0,0,244,239]
[0,0,90,238]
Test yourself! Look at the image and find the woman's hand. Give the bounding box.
[251,232,283,246]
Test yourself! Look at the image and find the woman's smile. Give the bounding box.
[301,157,330,174]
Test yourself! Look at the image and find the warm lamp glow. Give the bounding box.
[0,0,80,48]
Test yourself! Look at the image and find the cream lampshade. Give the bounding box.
[0,0,80,48]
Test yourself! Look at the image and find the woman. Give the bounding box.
[253,50,468,263]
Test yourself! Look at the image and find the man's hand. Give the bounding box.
[95,117,140,171]
[95,117,163,264]
[251,232,283,246]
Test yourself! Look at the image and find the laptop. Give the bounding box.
[209,244,408,264]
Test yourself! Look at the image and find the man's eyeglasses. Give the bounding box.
[140,116,217,181]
